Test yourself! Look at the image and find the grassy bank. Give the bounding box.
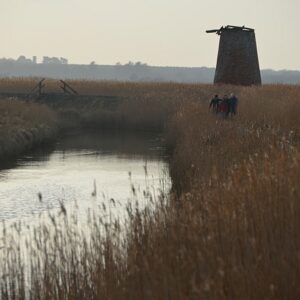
[0,81,299,299]
[0,98,57,161]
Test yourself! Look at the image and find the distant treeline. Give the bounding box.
[0,61,300,84]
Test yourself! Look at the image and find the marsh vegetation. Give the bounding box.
[0,98,57,161]
[0,79,299,299]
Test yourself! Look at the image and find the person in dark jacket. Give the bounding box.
[209,94,221,113]
[228,93,238,116]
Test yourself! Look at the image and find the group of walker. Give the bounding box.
[209,93,238,117]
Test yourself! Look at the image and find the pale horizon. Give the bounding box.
[2,0,300,71]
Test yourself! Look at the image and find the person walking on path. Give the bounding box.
[209,94,221,114]
[228,93,238,116]
[220,94,229,118]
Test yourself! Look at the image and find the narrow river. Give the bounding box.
[0,130,170,224]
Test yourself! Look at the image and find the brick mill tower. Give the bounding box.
[206,25,261,85]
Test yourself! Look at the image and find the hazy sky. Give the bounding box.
[2,0,300,70]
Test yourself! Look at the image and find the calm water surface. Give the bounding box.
[0,131,170,223]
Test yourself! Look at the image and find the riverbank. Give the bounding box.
[0,81,299,299]
[0,85,173,162]
[0,99,58,162]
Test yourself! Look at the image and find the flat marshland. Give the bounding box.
[0,79,299,299]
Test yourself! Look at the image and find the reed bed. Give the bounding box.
[0,98,57,160]
[0,80,299,299]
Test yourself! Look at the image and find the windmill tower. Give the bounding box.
[207,25,261,86]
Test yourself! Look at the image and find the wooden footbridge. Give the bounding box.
[0,79,122,110]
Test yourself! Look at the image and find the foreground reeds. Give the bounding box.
[0,80,299,299]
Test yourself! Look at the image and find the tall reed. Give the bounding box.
[0,98,57,160]
[0,80,299,299]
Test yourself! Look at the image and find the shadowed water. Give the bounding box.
[0,130,170,223]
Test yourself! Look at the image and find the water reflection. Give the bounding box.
[0,130,170,222]
[56,130,167,157]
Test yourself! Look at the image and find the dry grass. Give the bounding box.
[0,79,299,299]
[0,98,57,160]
